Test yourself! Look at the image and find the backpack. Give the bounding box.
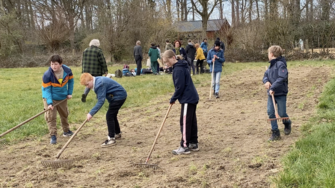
[115,69,122,78]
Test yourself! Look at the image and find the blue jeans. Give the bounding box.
[267,95,291,130]
[211,72,221,93]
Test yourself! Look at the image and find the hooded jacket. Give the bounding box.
[200,42,208,53]
[170,59,199,104]
[185,43,196,59]
[148,46,160,62]
[207,48,225,73]
[263,56,288,96]
[89,77,127,116]
[42,65,74,105]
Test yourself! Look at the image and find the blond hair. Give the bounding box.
[268,45,283,57]
[136,40,141,45]
[195,43,200,48]
[80,73,93,85]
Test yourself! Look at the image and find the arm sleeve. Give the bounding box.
[67,72,74,95]
[218,51,225,63]
[148,48,151,57]
[98,51,108,73]
[42,75,53,105]
[263,69,269,84]
[139,47,143,59]
[89,86,106,116]
[170,70,186,103]
[270,63,288,90]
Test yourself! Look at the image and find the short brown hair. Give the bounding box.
[80,73,93,85]
[49,55,63,64]
[174,40,182,47]
[268,45,283,57]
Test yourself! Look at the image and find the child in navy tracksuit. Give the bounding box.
[162,50,199,155]
[263,45,292,141]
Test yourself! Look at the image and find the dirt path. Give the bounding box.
[0,66,331,188]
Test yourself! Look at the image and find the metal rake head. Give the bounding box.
[132,163,159,170]
[41,159,74,169]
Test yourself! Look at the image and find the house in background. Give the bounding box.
[174,19,230,42]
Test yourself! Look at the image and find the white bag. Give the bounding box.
[146,58,151,68]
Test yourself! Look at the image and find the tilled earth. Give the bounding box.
[0,65,331,188]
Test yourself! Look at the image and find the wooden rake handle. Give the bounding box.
[145,104,173,164]
[209,59,215,99]
[271,93,280,118]
[0,99,67,138]
[56,119,88,159]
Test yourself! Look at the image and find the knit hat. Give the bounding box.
[215,41,221,47]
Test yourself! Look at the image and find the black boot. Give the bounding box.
[284,120,292,135]
[81,94,87,102]
[268,130,281,141]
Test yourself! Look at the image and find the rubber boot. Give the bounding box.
[268,129,281,141]
[284,120,292,135]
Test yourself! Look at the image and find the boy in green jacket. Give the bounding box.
[148,43,160,75]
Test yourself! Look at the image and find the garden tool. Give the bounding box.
[268,93,290,122]
[133,104,172,169]
[41,119,88,168]
[0,99,67,140]
[209,59,215,100]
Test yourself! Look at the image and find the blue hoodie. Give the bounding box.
[207,48,225,73]
[263,56,288,96]
[200,42,208,53]
[170,59,199,104]
[89,77,127,116]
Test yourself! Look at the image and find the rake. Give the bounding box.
[209,59,215,100]
[0,99,67,141]
[133,104,172,169]
[41,119,88,168]
[268,93,290,122]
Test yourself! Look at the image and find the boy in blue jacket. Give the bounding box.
[42,55,74,144]
[80,73,127,147]
[162,50,199,155]
[263,45,292,141]
[207,41,225,98]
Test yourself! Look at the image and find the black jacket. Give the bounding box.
[170,59,199,104]
[185,44,196,59]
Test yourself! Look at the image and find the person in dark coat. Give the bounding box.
[162,50,199,155]
[185,39,196,75]
[134,40,143,76]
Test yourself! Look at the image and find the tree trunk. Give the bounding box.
[264,0,268,20]
[166,0,172,21]
[184,0,187,21]
[219,0,223,19]
[249,0,252,23]
[231,0,235,26]
[236,0,240,25]
[177,0,180,21]
[255,0,259,20]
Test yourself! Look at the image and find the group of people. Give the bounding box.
[41,37,291,155]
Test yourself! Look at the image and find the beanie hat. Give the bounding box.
[215,41,221,47]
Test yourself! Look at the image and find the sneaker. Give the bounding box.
[81,94,87,102]
[215,93,220,98]
[189,143,199,151]
[284,121,292,135]
[115,133,121,139]
[172,146,191,155]
[63,130,74,137]
[101,136,116,147]
[268,130,281,141]
[50,135,57,144]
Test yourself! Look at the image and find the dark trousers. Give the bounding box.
[189,58,195,75]
[196,59,204,74]
[135,55,142,76]
[179,103,198,147]
[106,98,126,138]
[156,62,160,73]
[267,95,291,131]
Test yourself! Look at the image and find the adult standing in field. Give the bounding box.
[172,40,187,73]
[185,40,196,75]
[200,39,208,59]
[207,41,225,98]
[214,37,225,52]
[81,39,108,103]
[148,43,160,75]
[42,55,74,144]
[195,43,206,74]
[134,40,143,76]
[165,40,174,51]
[80,73,127,147]
[157,44,161,73]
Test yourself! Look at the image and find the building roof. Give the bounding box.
[174,19,229,32]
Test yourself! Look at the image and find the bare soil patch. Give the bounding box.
[0,66,331,188]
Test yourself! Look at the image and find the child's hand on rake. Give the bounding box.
[264,82,271,89]
[269,90,274,95]
[86,113,93,121]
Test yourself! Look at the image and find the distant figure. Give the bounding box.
[195,43,206,74]
[172,40,187,73]
[157,44,161,74]
[185,39,196,75]
[200,38,208,58]
[81,39,108,103]
[207,41,225,98]
[299,39,304,51]
[214,37,225,52]
[134,40,143,76]
[165,40,174,51]
[148,43,160,75]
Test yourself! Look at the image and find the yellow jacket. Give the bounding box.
[195,48,206,60]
